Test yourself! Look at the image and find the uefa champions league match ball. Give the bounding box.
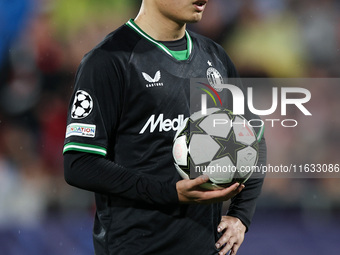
[172,108,260,190]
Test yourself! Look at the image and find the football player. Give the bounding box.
[63,1,266,254]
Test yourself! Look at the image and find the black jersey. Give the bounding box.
[63,19,265,255]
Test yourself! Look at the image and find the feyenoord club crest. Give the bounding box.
[207,67,224,92]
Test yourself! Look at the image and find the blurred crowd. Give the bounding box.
[0,0,339,227]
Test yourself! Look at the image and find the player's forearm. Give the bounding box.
[227,137,267,231]
[64,152,179,205]
[226,177,264,231]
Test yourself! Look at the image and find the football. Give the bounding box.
[172,108,259,190]
[71,90,93,119]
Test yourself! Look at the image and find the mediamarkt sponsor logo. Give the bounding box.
[139,114,184,134]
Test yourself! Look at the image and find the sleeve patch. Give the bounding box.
[66,123,96,138]
[71,90,93,119]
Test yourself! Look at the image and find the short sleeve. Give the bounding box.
[63,50,123,156]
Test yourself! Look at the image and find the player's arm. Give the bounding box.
[64,151,179,204]
[64,151,244,204]
[63,50,176,205]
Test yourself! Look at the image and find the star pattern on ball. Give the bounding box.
[220,108,235,121]
[212,130,247,165]
[186,117,207,142]
[178,116,207,144]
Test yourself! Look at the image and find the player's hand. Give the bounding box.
[215,216,246,255]
[176,175,244,204]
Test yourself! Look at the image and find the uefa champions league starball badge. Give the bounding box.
[71,90,94,119]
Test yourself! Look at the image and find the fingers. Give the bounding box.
[221,183,244,197]
[218,238,237,255]
[177,178,245,204]
[217,217,228,233]
[216,233,241,255]
[230,245,241,255]
[197,181,244,203]
[191,177,244,194]
[210,183,244,201]
[215,227,233,252]
[190,175,210,188]
[218,243,240,255]
[216,216,246,255]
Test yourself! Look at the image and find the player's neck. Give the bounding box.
[134,8,186,41]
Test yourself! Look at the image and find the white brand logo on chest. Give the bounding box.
[139,114,184,134]
[142,71,164,88]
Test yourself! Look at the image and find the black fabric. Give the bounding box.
[63,23,266,255]
[159,35,187,51]
[64,152,179,205]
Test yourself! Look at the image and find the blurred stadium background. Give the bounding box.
[0,0,339,254]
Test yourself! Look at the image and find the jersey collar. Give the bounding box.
[126,19,193,60]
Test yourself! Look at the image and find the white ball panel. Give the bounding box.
[199,113,232,138]
[174,163,189,179]
[233,116,256,145]
[236,147,257,177]
[207,157,236,184]
[173,135,188,166]
[189,134,219,165]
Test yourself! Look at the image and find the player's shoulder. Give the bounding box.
[80,24,141,68]
[189,30,237,71]
[188,30,238,77]
[188,30,226,55]
[96,24,141,53]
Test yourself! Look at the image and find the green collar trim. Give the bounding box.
[169,49,188,61]
[126,19,192,60]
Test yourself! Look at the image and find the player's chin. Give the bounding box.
[186,13,204,23]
